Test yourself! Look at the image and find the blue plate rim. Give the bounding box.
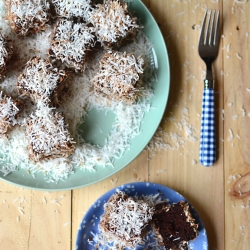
[75,181,208,250]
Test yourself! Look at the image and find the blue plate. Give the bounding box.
[75,182,208,250]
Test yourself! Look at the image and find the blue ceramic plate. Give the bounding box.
[75,182,208,250]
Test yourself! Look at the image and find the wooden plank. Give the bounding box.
[71,150,148,249]
[0,182,31,250]
[0,181,71,250]
[27,190,72,250]
[148,1,224,250]
[223,1,250,249]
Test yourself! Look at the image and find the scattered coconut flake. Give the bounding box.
[236,53,243,59]
[13,198,19,203]
[221,109,225,120]
[147,106,197,158]
[18,208,24,215]
[234,0,248,3]
[156,169,166,173]
[110,177,119,185]
[63,221,71,227]
[240,107,246,116]
[176,11,186,16]
[228,129,234,141]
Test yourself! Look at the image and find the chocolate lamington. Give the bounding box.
[49,19,96,72]
[99,191,154,248]
[92,51,144,103]
[153,201,199,249]
[26,106,75,162]
[51,0,92,20]
[4,0,50,36]
[17,57,66,105]
[89,0,139,48]
[0,32,13,78]
[0,91,22,135]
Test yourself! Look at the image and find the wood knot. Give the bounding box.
[230,172,250,199]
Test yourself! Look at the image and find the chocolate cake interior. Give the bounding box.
[153,201,199,249]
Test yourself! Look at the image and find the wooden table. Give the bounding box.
[1,0,249,249]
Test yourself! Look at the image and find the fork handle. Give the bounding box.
[199,87,216,166]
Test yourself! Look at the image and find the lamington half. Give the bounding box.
[4,0,50,36]
[92,51,144,103]
[26,105,75,162]
[17,57,66,105]
[0,91,22,135]
[0,32,13,78]
[49,19,96,72]
[153,201,199,249]
[89,0,139,48]
[99,191,155,248]
[51,0,92,20]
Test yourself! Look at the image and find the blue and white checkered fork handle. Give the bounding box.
[199,88,216,166]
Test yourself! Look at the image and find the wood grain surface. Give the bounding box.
[0,0,249,249]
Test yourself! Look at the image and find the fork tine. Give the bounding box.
[205,10,212,45]
[213,10,220,46]
[199,10,208,46]
[209,10,215,46]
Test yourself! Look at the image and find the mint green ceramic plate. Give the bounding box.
[0,0,170,190]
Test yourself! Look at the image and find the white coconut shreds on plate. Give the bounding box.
[0,1,156,183]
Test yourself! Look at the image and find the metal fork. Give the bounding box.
[198,9,220,167]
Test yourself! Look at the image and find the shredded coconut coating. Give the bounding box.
[0,91,21,135]
[92,50,144,103]
[26,105,75,162]
[99,191,155,248]
[51,0,92,20]
[17,57,66,105]
[0,32,13,78]
[49,19,96,72]
[89,0,139,48]
[4,0,50,36]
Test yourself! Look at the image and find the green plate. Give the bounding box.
[0,0,170,190]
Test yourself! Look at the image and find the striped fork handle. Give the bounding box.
[199,85,216,166]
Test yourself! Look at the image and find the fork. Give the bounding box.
[198,9,220,167]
